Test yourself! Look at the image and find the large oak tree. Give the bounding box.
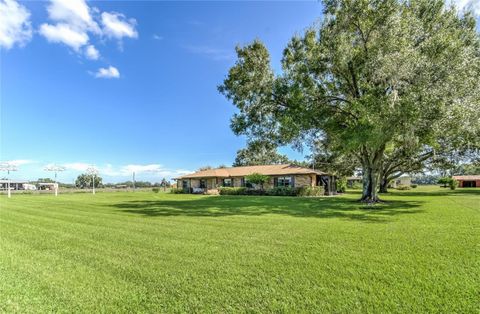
[219,0,480,202]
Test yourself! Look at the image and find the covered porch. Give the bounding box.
[178,177,223,194]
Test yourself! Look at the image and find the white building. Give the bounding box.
[0,180,29,190]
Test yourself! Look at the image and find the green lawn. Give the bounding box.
[0,187,478,313]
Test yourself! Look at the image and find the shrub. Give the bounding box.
[297,186,324,197]
[337,177,347,193]
[170,188,185,194]
[410,184,418,188]
[351,182,362,190]
[244,189,266,196]
[266,187,298,196]
[449,179,458,190]
[218,187,247,195]
[438,177,452,188]
[219,186,325,197]
[152,188,160,193]
[396,184,411,190]
[245,173,269,189]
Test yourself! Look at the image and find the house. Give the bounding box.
[347,176,362,188]
[452,175,480,188]
[390,176,412,188]
[175,164,336,195]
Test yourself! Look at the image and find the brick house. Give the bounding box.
[452,175,480,188]
[175,164,336,195]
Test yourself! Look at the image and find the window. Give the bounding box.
[199,179,206,189]
[182,180,188,189]
[222,178,232,187]
[276,176,292,187]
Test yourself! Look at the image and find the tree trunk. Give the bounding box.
[360,167,381,202]
[360,148,384,202]
[379,177,389,193]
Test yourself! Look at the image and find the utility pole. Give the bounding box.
[44,165,66,196]
[0,163,18,198]
[86,166,98,195]
[132,171,135,191]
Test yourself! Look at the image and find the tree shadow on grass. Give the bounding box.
[110,195,425,223]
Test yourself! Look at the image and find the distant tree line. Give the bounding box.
[103,179,171,188]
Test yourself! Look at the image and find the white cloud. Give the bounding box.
[64,162,91,171]
[101,12,138,39]
[0,0,33,49]
[121,164,165,174]
[95,66,120,78]
[116,164,191,179]
[153,34,163,40]
[101,164,120,176]
[60,162,191,180]
[39,0,138,62]
[39,23,89,51]
[46,0,100,34]
[2,159,34,166]
[448,0,480,16]
[85,44,99,60]
[186,45,234,61]
[39,0,99,52]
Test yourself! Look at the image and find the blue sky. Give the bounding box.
[1,0,324,183]
[1,0,479,183]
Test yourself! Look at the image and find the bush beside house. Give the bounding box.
[437,177,459,190]
[218,186,324,197]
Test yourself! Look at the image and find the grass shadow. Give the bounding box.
[110,194,425,223]
[391,188,480,197]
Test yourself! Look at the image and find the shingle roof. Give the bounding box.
[452,175,480,180]
[176,164,327,179]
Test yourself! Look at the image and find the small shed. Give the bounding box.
[391,176,412,188]
[37,182,58,191]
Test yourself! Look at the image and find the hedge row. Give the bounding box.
[170,188,186,194]
[218,186,324,197]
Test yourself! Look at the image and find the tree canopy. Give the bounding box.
[219,0,480,202]
[75,173,102,189]
[36,178,55,183]
[245,173,269,189]
[233,140,290,167]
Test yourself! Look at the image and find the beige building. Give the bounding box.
[175,164,336,195]
[347,176,362,187]
[391,176,412,188]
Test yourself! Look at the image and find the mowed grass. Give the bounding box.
[0,187,478,313]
